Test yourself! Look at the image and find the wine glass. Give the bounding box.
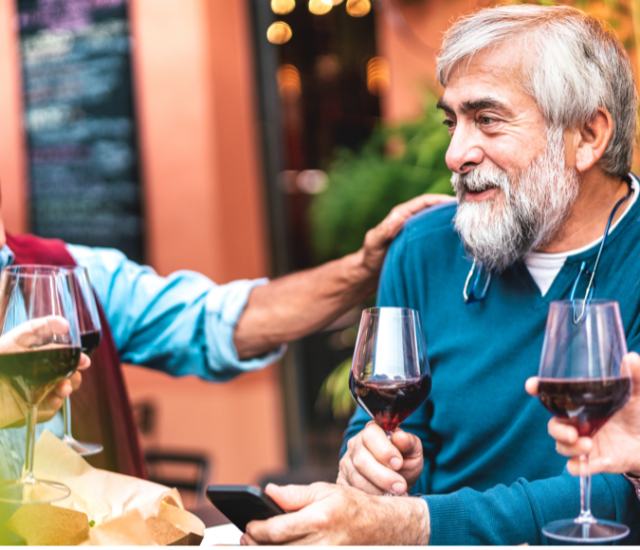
[349,307,431,437]
[0,266,82,503]
[538,300,632,543]
[61,266,103,456]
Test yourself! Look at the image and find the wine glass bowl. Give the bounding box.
[0,265,82,504]
[61,266,103,457]
[538,299,632,543]
[349,307,431,436]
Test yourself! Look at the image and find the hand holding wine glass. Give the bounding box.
[526,351,640,477]
[537,300,632,543]
[0,266,83,504]
[340,308,431,496]
[0,318,89,429]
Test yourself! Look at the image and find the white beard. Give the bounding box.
[451,128,579,272]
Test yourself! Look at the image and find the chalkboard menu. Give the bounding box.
[17,0,144,263]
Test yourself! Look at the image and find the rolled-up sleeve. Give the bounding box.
[66,244,284,381]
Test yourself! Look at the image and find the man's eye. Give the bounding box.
[443,119,455,130]
[478,116,496,126]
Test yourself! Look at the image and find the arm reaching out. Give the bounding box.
[525,351,640,476]
[0,316,90,429]
[234,194,454,359]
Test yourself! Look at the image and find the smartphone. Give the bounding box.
[205,484,285,532]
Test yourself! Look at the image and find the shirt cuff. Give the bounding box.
[204,278,285,380]
[422,492,469,545]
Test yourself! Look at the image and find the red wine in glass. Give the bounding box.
[62,266,103,457]
[538,377,631,437]
[80,329,102,357]
[538,300,632,543]
[350,307,430,437]
[350,374,431,432]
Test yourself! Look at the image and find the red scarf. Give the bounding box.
[5,232,147,478]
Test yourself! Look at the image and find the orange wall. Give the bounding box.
[0,0,286,486]
[0,1,28,234]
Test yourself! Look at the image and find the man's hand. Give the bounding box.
[337,421,424,496]
[242,482,430,545]
[525,351,640,476]
[358,194,454,278]
[0,316,90,429]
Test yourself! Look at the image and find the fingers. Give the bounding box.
[622,352,640,391]
[390,429,422,459]
[77,353,90,371]
[548,418,580,447]
[384,195,455,240]
[340,422,410,495]
[264,483,322,512]
[13,316,71,348]
[247,483,332,544]
[525,376,538,397]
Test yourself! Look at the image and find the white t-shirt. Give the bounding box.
[525,176,639,296]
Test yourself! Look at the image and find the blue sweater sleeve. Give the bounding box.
[424,469,640,545]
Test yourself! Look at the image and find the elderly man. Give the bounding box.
[242,5,640,545]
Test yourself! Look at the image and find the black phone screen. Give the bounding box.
[206,484,285,532]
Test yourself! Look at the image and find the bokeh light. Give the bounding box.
[271,0,296,15]
[366,56,389,95]
[277,64,302,100]
[346,0,371,17]
[267,22,293,45]
[309,0,333,16]
[332,0,345,4]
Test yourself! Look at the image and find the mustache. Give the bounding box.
[451,167,510,195]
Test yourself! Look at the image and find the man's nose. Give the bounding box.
[445,126,484,174]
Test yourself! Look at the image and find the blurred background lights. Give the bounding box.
[366,56,389,95]
[277,64,302,101]
[346,0,371,17]
[296,170,329,194]
[332,0,344,4]
[309,0,333,16]
[267,22,293,45]
[271,0,296,15]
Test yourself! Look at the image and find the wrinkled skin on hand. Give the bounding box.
[0,316,90,429]
[241,482,430,546]
[359,194,454,279]
[337,421,424,496]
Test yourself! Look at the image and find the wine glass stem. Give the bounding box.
[63,396,73,438]
[577,453,595,524]
[21,404,38,484]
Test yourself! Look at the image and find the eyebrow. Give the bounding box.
[436,96,513,116]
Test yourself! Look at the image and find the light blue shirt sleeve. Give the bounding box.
[66,244,285,381]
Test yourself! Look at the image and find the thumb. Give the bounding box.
[525,376,538,397]
[264,483,325,512]
[391,430,422,459]
[623,352,640,395]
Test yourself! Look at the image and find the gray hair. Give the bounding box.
[437,4,638,177]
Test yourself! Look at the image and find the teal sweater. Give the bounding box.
[343,199,640,545]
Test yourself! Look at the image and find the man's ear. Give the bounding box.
[574,107,614,173]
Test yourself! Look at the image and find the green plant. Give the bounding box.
[310,92,454,264]
[316,357,355,420]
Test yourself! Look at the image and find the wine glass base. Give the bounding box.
[543,518,630,543]
[0,479,70,504]
[62,435,103,457]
